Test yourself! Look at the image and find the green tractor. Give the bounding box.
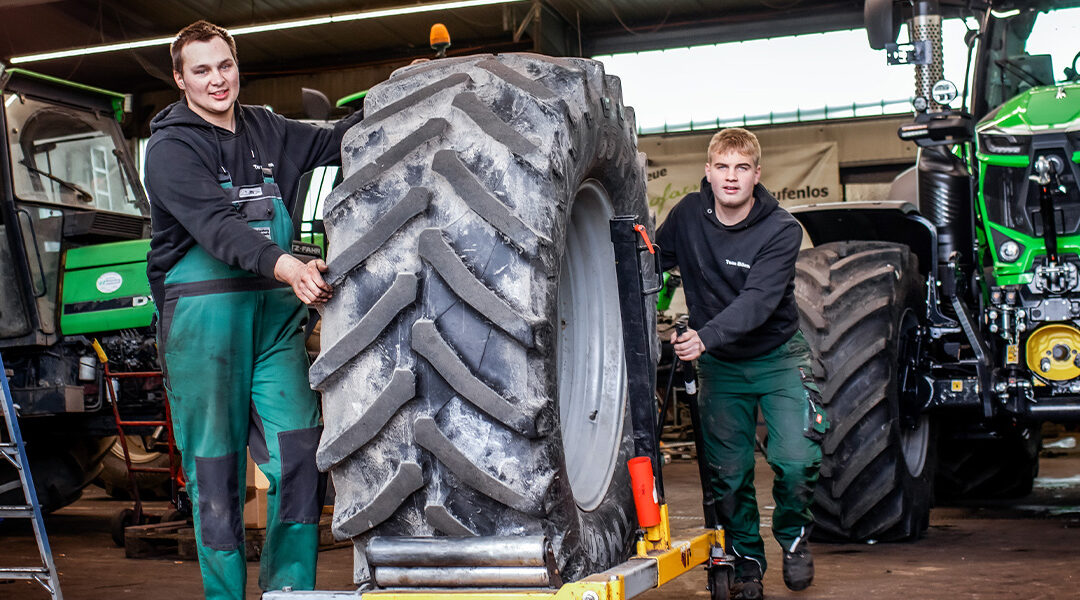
[792,0,1080,541]
[0,65,162,511]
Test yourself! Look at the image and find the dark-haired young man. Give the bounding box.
[655,128,825,600]
[144,20,361,600]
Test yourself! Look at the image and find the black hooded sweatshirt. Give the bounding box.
[144,101,360,307]
[655,178,802,361]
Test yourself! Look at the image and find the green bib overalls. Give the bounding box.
[159,158,322,600]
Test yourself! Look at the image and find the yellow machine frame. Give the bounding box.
[264,504,723,600]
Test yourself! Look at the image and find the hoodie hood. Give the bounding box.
[149,100,246,187]
[698,177,779,231]
[149,100,264,184]
[149,99,249,134]
[151,100,212,133]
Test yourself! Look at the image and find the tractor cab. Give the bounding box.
[963,5,1080,395]
[1,66,154,420]
[1,67,149,351]
[968,6,1080,282]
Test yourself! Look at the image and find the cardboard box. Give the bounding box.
[244,451,270,529]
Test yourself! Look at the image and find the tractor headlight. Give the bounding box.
[978,132,1031,155]
[999,240,1021,262]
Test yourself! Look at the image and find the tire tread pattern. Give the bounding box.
[430,149,547,257]
[418,228,534,346]
[796,240,931,542]
[310,273,419,389]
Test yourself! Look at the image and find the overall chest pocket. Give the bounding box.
[233,196,275,222]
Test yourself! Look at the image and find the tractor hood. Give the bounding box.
[977,82,1080,137]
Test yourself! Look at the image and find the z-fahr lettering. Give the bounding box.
[725,258,751,269]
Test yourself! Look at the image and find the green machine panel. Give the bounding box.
[61,239,154,334]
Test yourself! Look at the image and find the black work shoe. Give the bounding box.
[782,540,814,591]
[731,576,763,600]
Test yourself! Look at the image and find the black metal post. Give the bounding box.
[673,319,718,528]
[656,356,678,445]
[610,216,662,498]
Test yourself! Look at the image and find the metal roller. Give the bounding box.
[367,536,552,568]
[373,566,554,588]
[1028,402,1080,420]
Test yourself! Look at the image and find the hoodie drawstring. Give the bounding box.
[211,126,231,187]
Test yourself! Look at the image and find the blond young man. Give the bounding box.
[655,128,825,599]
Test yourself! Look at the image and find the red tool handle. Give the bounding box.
[627,456,661,528]
[634,224,655,254]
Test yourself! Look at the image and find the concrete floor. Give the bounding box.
[4,443,1080,600]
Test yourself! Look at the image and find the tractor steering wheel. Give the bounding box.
[1067,50,1080,81]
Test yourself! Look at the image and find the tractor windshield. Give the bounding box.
[979,6,1080,113]
[4,92,145,217]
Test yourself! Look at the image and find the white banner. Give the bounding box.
[646,141,841,226]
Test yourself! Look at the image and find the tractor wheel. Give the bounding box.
[795,240,933,541]
[0,435,112,513]
[935,426,1040,500]
[313,53,649,584]
[96,436,173,499]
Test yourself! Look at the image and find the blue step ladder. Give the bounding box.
[0,354,63,599]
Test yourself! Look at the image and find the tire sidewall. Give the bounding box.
[545,103,649,577]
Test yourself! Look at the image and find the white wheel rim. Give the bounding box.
[556,179,627,512]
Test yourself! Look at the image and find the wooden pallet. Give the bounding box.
[124,514,346,560]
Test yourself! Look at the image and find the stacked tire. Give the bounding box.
[96,435,173,499]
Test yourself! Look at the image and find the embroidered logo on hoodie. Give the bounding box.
[725,259,751,269]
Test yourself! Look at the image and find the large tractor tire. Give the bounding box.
[935,426,1040,500]
[0,435,112,513]
[795,241,934,542]
[95,436,173,499]
[312,54,649,585]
